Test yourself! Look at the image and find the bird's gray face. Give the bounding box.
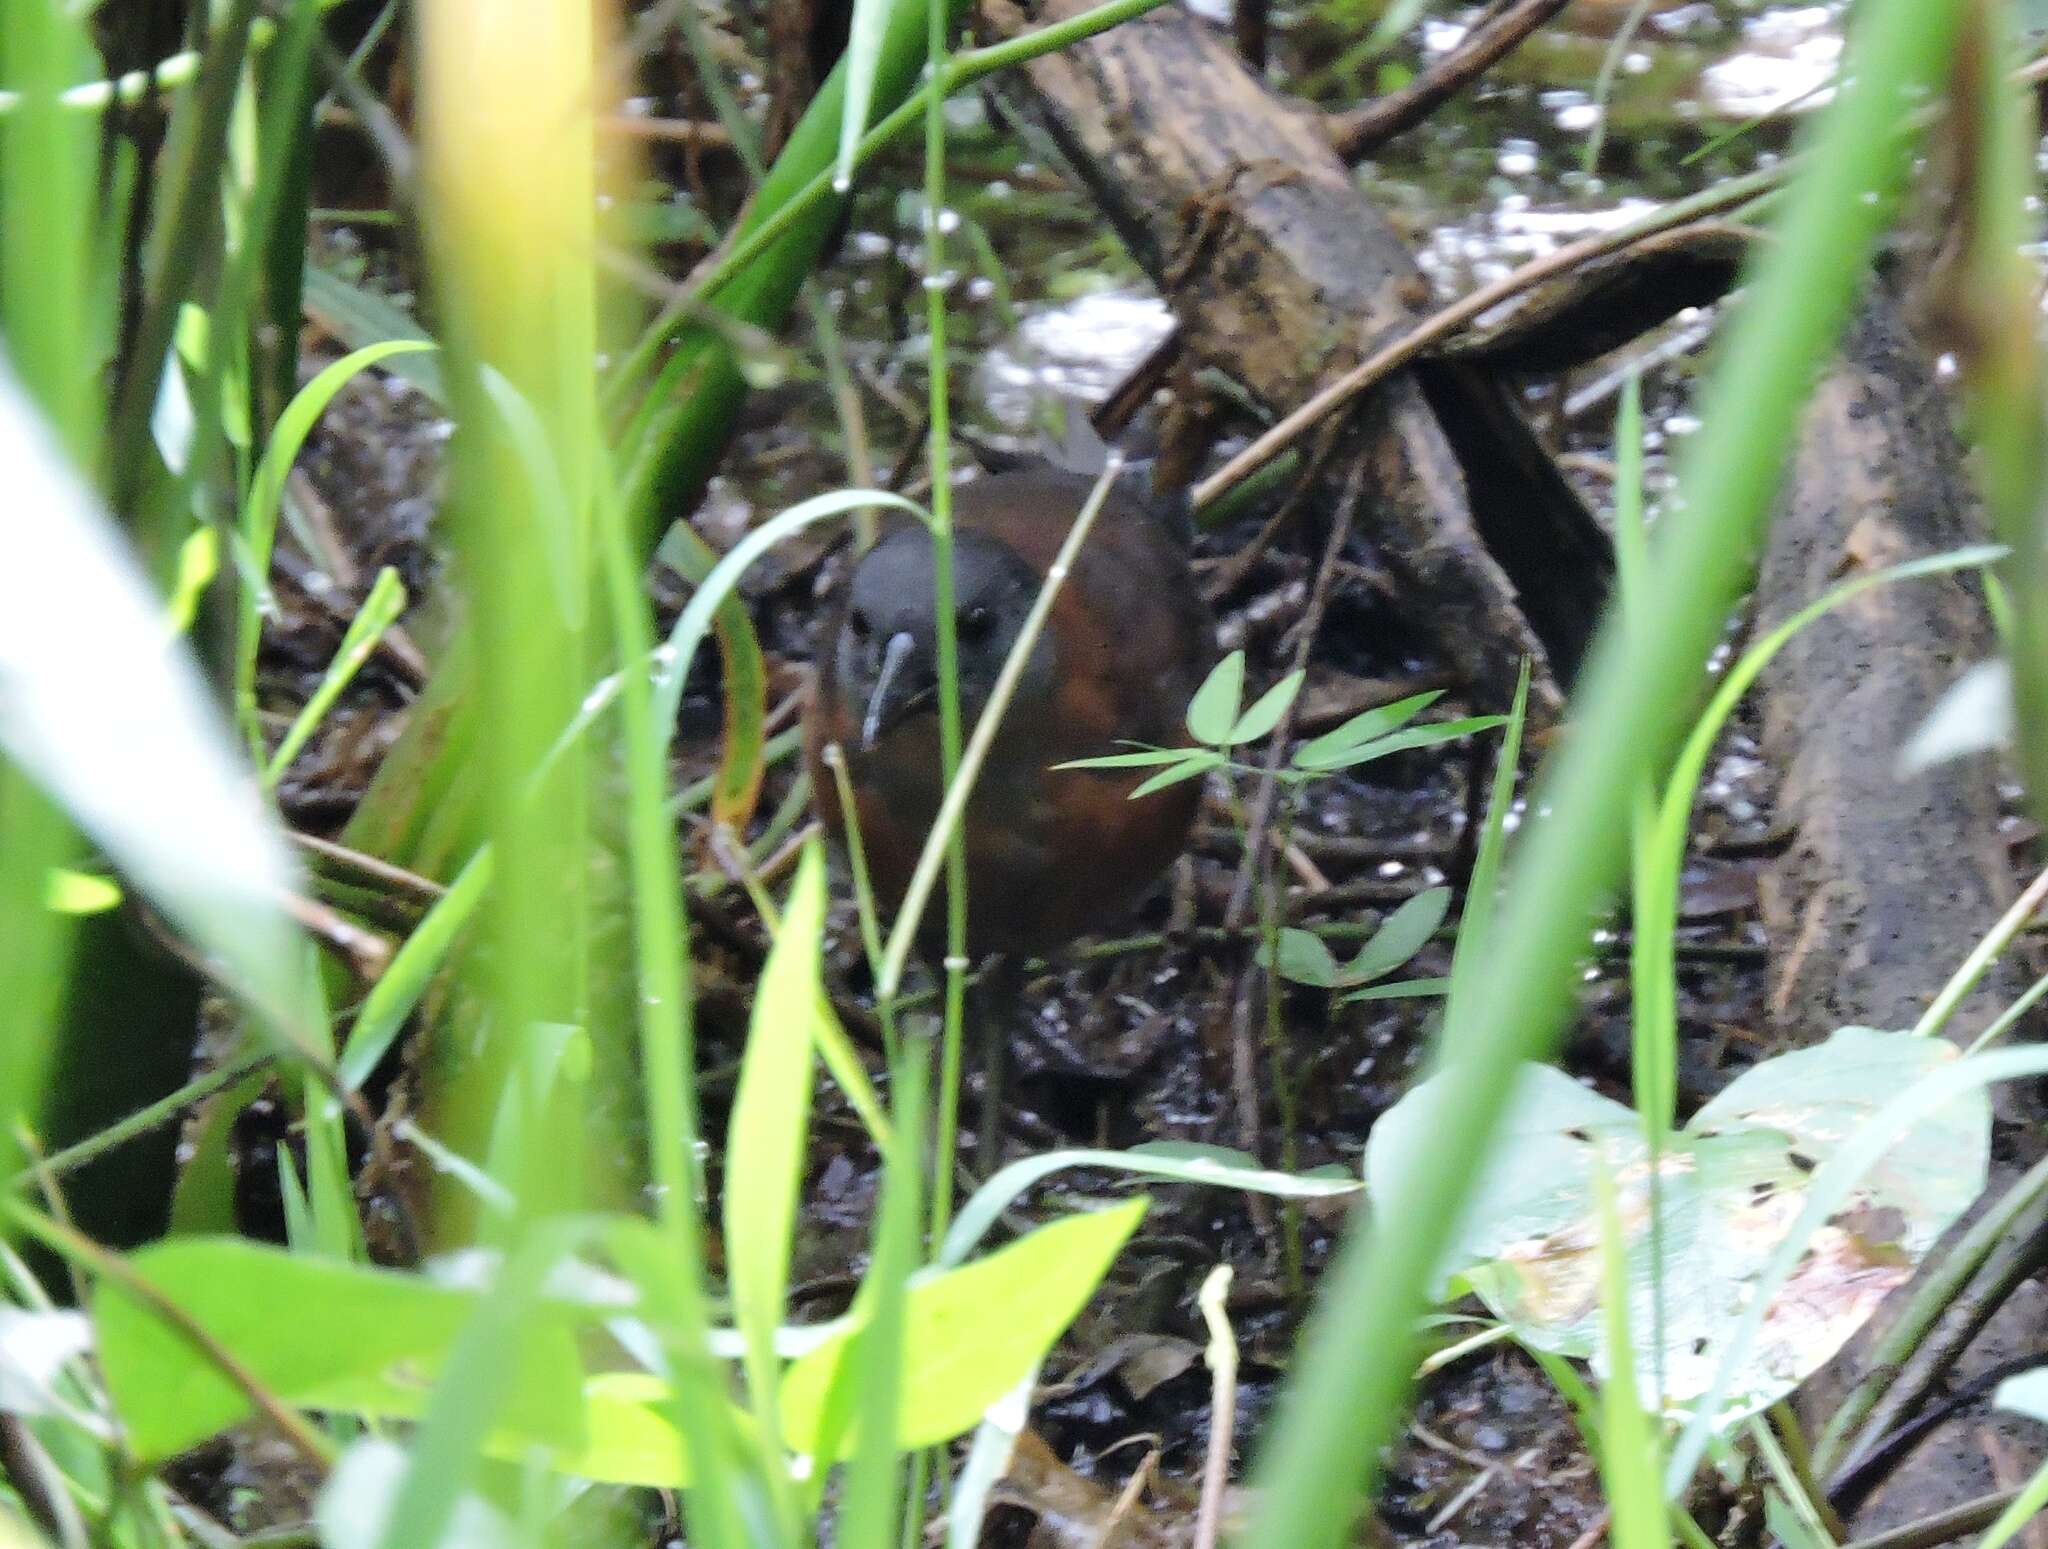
[834,527,1052,750]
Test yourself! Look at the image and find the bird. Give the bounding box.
[804,464,1217,961]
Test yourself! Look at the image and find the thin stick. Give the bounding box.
[1187,166,1785,511]
[1326,0,1574,160]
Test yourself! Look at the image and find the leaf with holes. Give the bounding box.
[1368,1028,1987,1426]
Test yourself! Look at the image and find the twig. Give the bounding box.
[278,889,393,982]
[290,830,449,902]
[1187,164,1786,512]
[1326,0,1574,161]
[1194,1265,1239,1549]
[1834,1489,2023,1549]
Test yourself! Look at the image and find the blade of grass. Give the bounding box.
[834,1044,927,1549]
[105,0,261,526]
[1595,1162,1667,1549]
[264,566,407,785]
[0,0,99,1208]
[1236,5,1965,1541]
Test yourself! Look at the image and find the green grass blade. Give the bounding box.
[725,841,831,1521]
[834,1046,926,1549]
[337,846,492,1092]
[265,565,408,785]
[1595,1163,1667,1549]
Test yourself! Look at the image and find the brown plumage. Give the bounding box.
[804,466,1216,958]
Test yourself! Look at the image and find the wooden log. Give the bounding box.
[984,0,1612,714]
[1757,281,2043,1535]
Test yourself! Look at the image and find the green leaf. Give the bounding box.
[835,0,891,193]
[1128,753,1222,800]
[93,1238,587,1464]
[781,1199,1147,1457]
[1290,690,1443,766]
[1336,886,1451,985]
[940,1143,1359,1270]
[1185,650,1245,745]
[265,565,409,785]
[1261,927,1342,988]
[1339,977,1450,1004]
[725,841,830,1440]
[1051,745,1190,770]
[338,846,493,1091]
[0,363,314,1044]
[1372,1028,1990,1425]
[1293,716,1509,772]
[1228,670,1305,746]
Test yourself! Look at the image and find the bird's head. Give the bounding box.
[834,525,1051,751]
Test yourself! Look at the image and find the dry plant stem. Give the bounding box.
[1223,459,1363,1243]
[1818,1149,2048,1474]
[278,890,391,983]
[1187,164,1785,511]
[1838,1489,2023,1549]
[1830,1167,2048,1500]
[876,459,1128,995]
[1194,1264,1239,1549]
[1325,0,1574,160]
[3,1203,335,1471]
[0,1416,85,1549]
[289,831,448,902]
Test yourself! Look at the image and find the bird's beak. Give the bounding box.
[860,630,926,750]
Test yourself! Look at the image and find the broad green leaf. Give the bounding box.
[1262,927,1342,988]
[1185,651,1245,745]
[93,1238,587,1463]
[725,841,830,1438]
[1337,886,1450,985]
[1290,690,1443,767]
[1294,716,1508,772]
[782,1199,1146,1457]
[1051,745,1190,770]
[1372,1028,1989,1425]
[1129,752,1222,800]
[1228,670,1305,746]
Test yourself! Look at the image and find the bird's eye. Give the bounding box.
[847,608,872,640]
[959,605,994,642]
